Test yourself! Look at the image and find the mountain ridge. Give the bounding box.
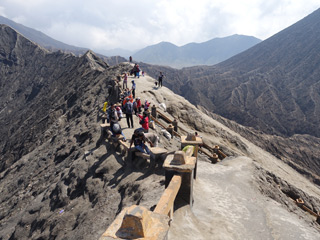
[133,34,261,68]
[140,8,320,138]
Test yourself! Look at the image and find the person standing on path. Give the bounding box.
[131,80,136,99]
[136,64,140,78]
[158,72,164,87]
[124,98,134,128]
[122,72,128,89]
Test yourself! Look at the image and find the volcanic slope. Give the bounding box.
[140,8,320,138]
[139,8,320,181]
[1,25,320,240]
[0,25,167,240]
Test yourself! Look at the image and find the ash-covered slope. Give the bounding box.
[140,8,320,138]
[0,25,164,240]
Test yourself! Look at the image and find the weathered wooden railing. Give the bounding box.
[99,119,200,239]
[152,105,227,162]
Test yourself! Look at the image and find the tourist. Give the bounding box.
[124,98,134,128]
[138,111,149,133]
[158,72,164,87]
[131,80,136,99]
[129,129,151,154]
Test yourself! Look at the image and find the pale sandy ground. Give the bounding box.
[120,64,320,239]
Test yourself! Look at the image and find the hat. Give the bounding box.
[112,123,120,132]
[116,106,120,111]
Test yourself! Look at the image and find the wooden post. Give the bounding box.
[167,124,174,139]
[214,145,227,159]
[211,153,219,163]
[172,119,178,132]
[151,105,157,119]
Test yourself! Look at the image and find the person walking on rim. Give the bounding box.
[158,72,164,87]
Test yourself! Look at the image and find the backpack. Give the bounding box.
[139,116,146,125]
[125,101,133,114]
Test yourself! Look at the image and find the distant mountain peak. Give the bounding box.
[133,35,261,68]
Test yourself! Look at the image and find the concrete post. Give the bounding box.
[151,105,157,119]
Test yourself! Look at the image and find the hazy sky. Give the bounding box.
[0,0,319,51]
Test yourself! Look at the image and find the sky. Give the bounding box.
[0,0,319,52]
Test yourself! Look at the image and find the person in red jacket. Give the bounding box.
[136,97,142,113]
[138,111,149,133]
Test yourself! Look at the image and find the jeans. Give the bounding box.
[135,144,150,154]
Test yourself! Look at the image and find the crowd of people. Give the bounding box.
[104,66,162,156]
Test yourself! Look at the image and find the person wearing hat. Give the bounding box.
[129,129,151,154]
[144,99,151,111]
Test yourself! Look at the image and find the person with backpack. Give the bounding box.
[124,98,134,128]
[107,104,119,133]
[129,129,151,154]
[138,111,149,133]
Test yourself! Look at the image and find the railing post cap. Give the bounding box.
[100,205,170,240]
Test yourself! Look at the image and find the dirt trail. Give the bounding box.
[169,158,320,240]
